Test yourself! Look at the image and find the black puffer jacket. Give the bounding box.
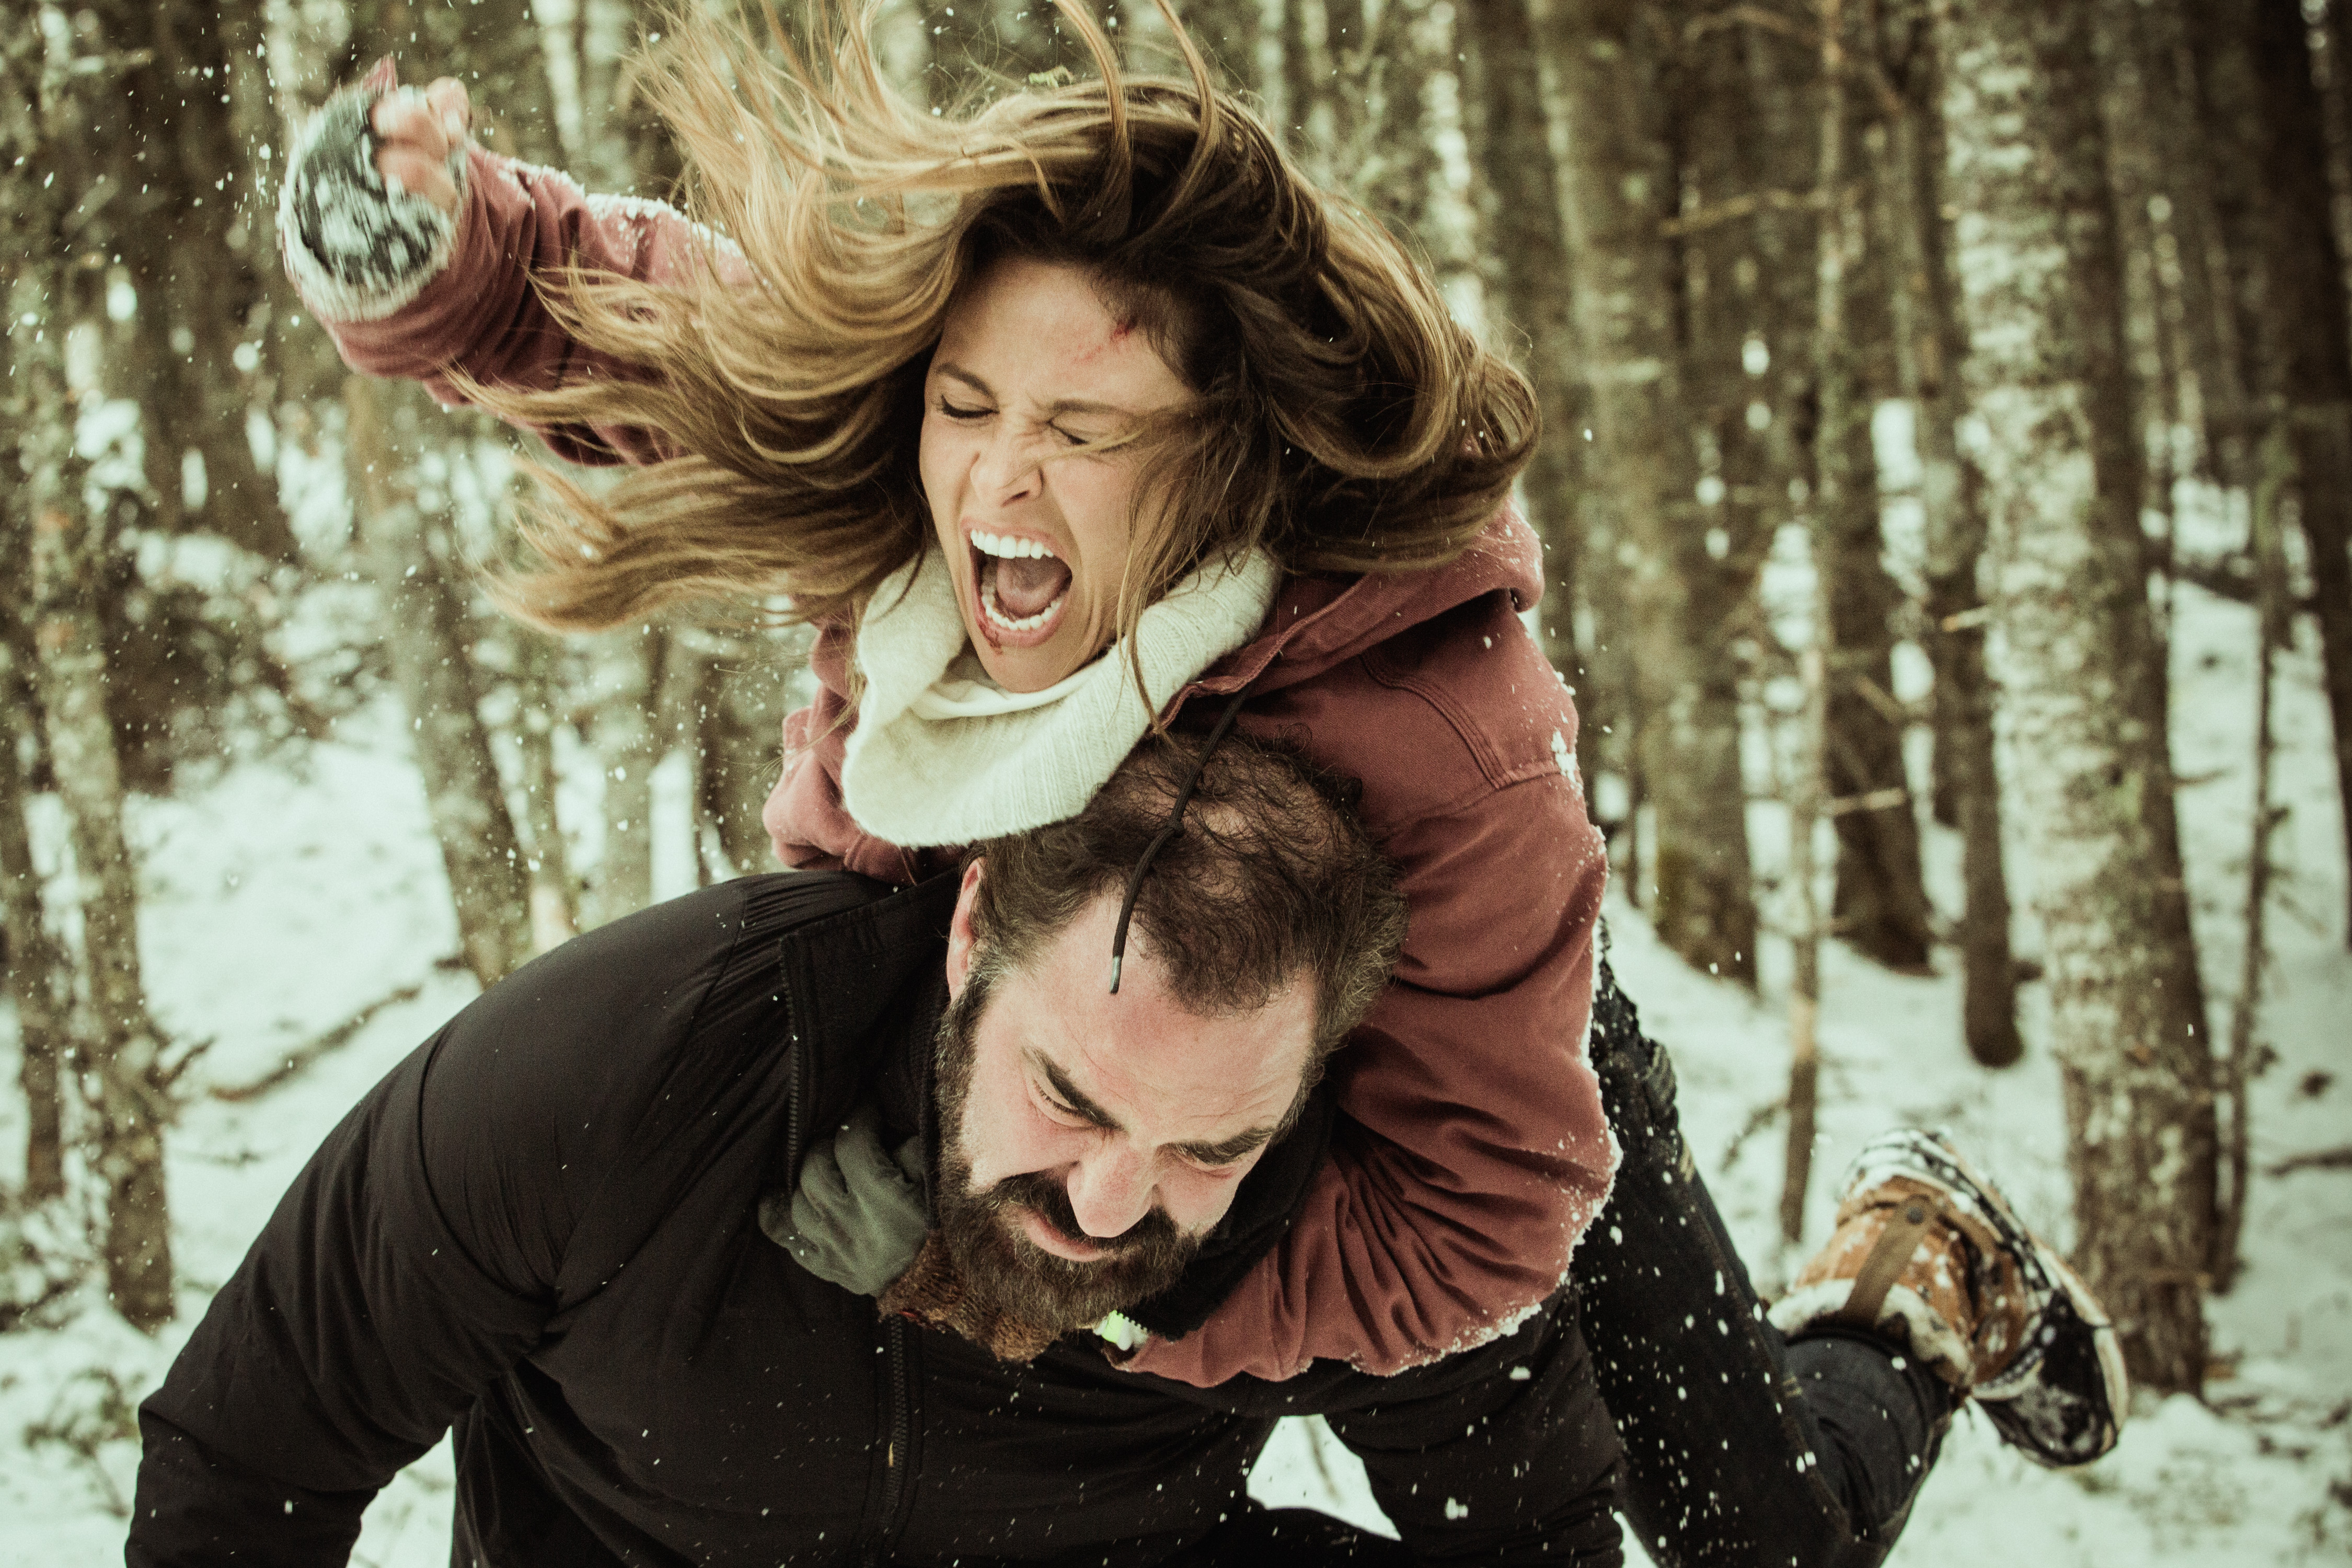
[130,873,1623,1566]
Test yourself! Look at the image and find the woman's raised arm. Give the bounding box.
[279,60,736,466]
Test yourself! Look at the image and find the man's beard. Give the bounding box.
[926,964,1202,1341]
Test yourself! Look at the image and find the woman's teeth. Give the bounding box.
[971,529,1070,633]
[981,577,1064,633]
[971,529,1058,561]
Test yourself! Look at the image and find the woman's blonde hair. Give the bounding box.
[482,0,1537,661]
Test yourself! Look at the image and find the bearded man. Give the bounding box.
[128,734,1625,1567]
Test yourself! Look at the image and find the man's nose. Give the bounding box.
[1063,1145,1154,1240]
[971,425,1043,505]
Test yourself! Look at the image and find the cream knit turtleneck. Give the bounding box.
[837,545,1279,847]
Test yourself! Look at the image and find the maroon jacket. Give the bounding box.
[300,133,1618,1385]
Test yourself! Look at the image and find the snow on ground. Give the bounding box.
[1,578,2347,1563]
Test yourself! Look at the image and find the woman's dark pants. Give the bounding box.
[1573,956,1952,1568]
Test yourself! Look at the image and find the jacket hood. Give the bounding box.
[1171,505,1545,708]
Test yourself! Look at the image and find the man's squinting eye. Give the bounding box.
[1033,1083,1087,1125]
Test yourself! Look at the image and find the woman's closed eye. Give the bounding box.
[936,397,991,422]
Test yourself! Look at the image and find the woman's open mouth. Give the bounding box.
[970,528,1073,646]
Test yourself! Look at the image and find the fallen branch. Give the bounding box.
[2266,1145,2352,1178]
[1722,1096,1786,1173]
[209,982,426,1103]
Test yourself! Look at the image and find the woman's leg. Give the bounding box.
[1573,954,1948,1568]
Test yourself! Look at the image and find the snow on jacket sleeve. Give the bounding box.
[280,70,729,466]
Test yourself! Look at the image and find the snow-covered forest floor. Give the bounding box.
[1,549,2347,1561]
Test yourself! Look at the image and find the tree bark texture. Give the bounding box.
[513,631,580,954]
[2237,0,2352,951]
[1540,0,1758,985]
[2126,0,2247,486]
[1940,0,2216,1392]
[581,628,665,929]
[2212,428,2290,1291]
[1668,0,1814,608]
[1875,0,2021,1062]
[1459,0,1602,780]
[680,627,797,880]
[1357,0,1479,314]
[6,14,177,1332]
[1818,132,1934,972]
[1277,0,1333,171]
[0,609,72,1204]
[344,377,535,986]
[95,0,298,564]
[2090,0,2178,536]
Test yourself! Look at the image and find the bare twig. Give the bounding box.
[1682,5,1906,117]
[2266,1146,2352,1177]
[208,983,428,1104]
[1723,1096,1788,1172]
[1782,0,1852,1250]
[1661,184,1838,238]
[2214,429,2294,1290]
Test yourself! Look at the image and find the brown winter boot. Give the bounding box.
[1769,1128,2129,1467]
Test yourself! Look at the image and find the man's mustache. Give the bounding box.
[982,1169,1181,1257]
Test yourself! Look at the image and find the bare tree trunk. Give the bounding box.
[1358,0,1482,317]
[105,0,298,564]
[1875,0,2021,1064]
[1668,0,1814,637]
[581,629,665,928]
[1818,181,1934,973]
[6,15,176,1333]
[2212,424,2290,1293]
[2129,0,2244,487]
[2241,0,2352,953]
[345,378,535,985]
[1940,0,2216,1393]
[1785,0,1858,1250]
[1278,0,1334,171]
[1540,0,1758,984]
[1460,0,1605,783]
[1783,629,1828,1247]
[30,511,177,1331]
[0,614,70,1204]
[682,627,798,879]
[2090,0,2178,548]
[514,632,581,953]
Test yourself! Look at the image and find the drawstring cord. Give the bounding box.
[1108,685,1253,993]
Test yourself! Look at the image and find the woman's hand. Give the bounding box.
[370,78,472,218]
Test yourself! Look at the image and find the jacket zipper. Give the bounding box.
[862,1316,915,1567]
[782,982,808,1183]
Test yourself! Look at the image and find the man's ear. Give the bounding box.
[944,859,986,999]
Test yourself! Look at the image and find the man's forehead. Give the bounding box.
[1005,900,1312,1136]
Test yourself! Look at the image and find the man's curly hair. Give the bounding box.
[965,731,1405,1073]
